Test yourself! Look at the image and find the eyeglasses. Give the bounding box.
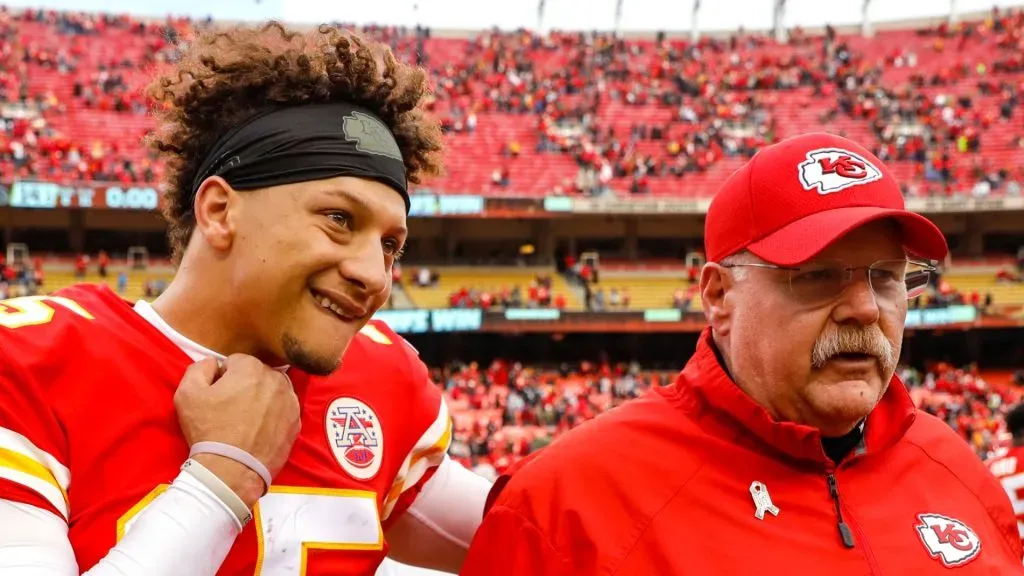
[721,258,935,307]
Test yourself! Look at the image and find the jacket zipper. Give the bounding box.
[826,471,883,574]
[826,473,856,548]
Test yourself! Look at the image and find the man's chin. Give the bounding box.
[808,382,883,435]
[281,333,347,376]
[291,350,343,376]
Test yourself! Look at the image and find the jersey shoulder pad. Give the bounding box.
[0,284,125,361]
[358,319,420,360]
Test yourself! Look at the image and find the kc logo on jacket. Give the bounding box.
[326,397,384,480]
[915,513,982,567]
[797,148,883,195]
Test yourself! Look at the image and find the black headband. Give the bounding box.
[189,102,409,213]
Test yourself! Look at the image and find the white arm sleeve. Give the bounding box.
[0,469,241,575]
[404,456,491,549]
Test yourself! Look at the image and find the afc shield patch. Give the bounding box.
[325,397,384,481]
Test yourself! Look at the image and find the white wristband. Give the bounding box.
[189,441,273,493]
[181,458,253,529]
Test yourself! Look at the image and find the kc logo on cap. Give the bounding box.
[703,133,948,265]
[798,147,883,195]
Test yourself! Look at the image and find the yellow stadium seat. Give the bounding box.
[589,275,703,311]
[942,273,1024,306]
[41,268,173,303]
[402,267,582,310]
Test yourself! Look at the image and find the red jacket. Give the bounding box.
[461,330,1023,575]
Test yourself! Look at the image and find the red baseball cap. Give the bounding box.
[704,133,948,265]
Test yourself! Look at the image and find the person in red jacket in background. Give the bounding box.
[461,133,1024,575]
[987,403,1024,545]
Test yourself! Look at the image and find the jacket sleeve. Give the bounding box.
[460,505,572,576]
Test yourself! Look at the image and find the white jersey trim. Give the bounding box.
[0,467,68,522]
[0,427,70,520]
[382,398,451,520]
[0,427,70,489]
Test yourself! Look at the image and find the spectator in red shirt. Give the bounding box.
[97,250,109,278]
[553,293,566,309]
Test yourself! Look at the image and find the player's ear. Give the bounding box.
[701,262,734,336]
[192,176,237,252]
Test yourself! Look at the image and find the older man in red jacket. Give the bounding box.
[460,133,1024,575]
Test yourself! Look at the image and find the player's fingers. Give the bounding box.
[178,357,220,390]
[223,353,264,374]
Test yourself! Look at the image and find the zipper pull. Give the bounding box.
[838,522,856,549]
[827,473,856,549]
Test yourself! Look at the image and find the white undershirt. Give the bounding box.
[133,299,289,371]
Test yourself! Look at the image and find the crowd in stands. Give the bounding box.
[997,247,1024,283]
[527,38,781,195]
[587,284,631,311]
[904,364,1024,460]
[0,249,179,300]
[0,9,183,184]
[395,7,1024,197]
[0,7,1020,196]
[818,12,1024,197]
[0,253,41,299]
[564,254,633,311]
[671,284,700,311]
[440,357,1024,476]
[910,267,999,312]
[916,281,992,312]
[439,358,671,479]
[406,264,439,289]
[447,272,567,310]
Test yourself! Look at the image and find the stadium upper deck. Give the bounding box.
[0,7,1023,199]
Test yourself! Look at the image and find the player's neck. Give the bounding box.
[150,273,265,361]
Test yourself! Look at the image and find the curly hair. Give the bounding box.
[146,22,445,262]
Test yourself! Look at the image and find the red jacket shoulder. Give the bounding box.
[903,409,1021,555]
[491,391,704,566]
[905,409,992,464]
[904,409,1001,481]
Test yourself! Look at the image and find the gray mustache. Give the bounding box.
[811,324,897,373]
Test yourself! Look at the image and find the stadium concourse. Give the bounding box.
[0,2,1024,576]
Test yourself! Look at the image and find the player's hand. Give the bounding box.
[174,355,301,508]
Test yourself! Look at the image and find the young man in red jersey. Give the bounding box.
[461,133,1023,575]
[987,403,1024,545]
[0,23,488,576]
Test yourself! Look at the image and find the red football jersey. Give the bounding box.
[0,284,451,575]
[988,445,1024,543]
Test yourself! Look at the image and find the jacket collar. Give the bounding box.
[673,328,917,465]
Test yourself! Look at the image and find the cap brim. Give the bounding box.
[747,206,948,266]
